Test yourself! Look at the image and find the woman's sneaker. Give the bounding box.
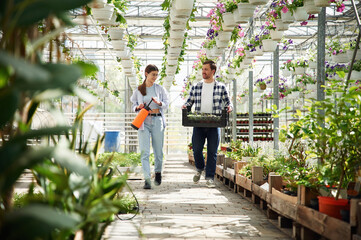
[143,180,151,189]
[206,179,215,188]
[154,172,162,186]
[193,171,202,184]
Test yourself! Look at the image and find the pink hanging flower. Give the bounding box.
[282,6,289,13]
[238,31,245,38]
[300,21,308,26]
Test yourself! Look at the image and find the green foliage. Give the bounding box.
[98,152,155,168]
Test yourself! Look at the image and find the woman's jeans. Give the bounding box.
[138,116,164,181]
[192,127,220,180]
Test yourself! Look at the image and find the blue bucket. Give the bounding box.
[104,131,120,152]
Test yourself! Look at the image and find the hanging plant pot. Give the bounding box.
[211,47,223,57]
[92,4,114,20]
[318,196,350,220]
[222,12,236,28]
[169,30,184,39]
[350,70,361,80]
[304,0,322,14]
[170,21,186,30]
[243,57,253,65]
[205,48,212,57]
[347,49,361,61]
[293,7,309,21]
[331,52,349,63]
[295,67,306,75]
[121,60,133,69]
[218,31,232,42]
[111,40,125,50]
[314,0,331,7]
[166,66,177,75]
[97,11,117,26]
[168,47,181,56]
[283,69,292,77]
[262,39,278,52]
[89,0,107,8]
[233,10,249,24]
[237,3,256,17]
[309,61,317,69]
[174,0,194,15]
[108,27,124,40]
[169,37,183,48]
[281,11,294,24]
[222,23,235,32]
[306,83,317,91]
[167,57,178,66]
[270,30,284,41]
[115,48,130,59]
[249,0,268,6]
[215,37,228,49]
[275,19,289,31]
[255,46,263,56]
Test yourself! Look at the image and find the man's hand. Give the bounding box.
[181,105,187,109]
[227,105,233,113]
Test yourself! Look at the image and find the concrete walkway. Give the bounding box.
[103,155,292,240]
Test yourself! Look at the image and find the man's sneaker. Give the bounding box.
[206,179,216,188]
[143,180,151,189]
[154,172,162,186]
[193,171,202,184]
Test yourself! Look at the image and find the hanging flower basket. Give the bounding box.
[222,12,236,28]
[233,10,248,24]
[270,30,284,41]
[168,47,181,56]
[243,57,253,65]
[331,52,349,63]
[306,83,317,91]
[262,39,278,52]
[283,69,292,77]
[314,0,331,7]
[304,0,322,14]
[167,57,178,66]
[275,19,289,31]
[293,7,309,22]
[174,0,194,15]
[295,67,306,75]
[111,40,125,50]
[215,37,228,49]
[211,47,223,57]
[255,46,263,56]
[108,27,124,40]
[115,48,130,59]
[169,38,183,48]
[97,11,117,26]
[249,0,269,6]
[169,30,184,39]
[347,50,361,61]
[121,59,133,69]
[237,3,256,17]
[350,70,361,80]
[218,31,232,42]
[281,11,294,24]
[309,61,317,69]
[89,0,107,8]
[92,4,114,20]
[170,22,185,30]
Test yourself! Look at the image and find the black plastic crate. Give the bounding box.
[182,108,229,128]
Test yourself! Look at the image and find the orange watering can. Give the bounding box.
[131,99,153,130]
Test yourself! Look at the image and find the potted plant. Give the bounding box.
[326,39,349,63]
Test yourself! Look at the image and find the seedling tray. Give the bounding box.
[182,108,229,128]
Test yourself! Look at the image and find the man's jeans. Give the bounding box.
[138,116,164,180]
[192,127,220,180]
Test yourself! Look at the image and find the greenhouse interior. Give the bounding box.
[1,0,361,239]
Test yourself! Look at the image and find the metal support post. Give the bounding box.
[273,46,280,151]
[249,70,254,146]
[317,7,326,125]
[232,79,237,142]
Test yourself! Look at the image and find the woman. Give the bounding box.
[130,64,169,189]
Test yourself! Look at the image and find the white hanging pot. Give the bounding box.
[306,84,317,91]
[97,11,117,26]
[169,30,184,39]
[237,3,256,17]
[168,37,183,48]
[243,57,253,65]
[108,27,124,40]
[218,31,232,42]
[270,30,284,41]
[166,66,177,75]
[350,70,361,80]
[304,0,322,14]
[111,40,125,50]
[295,67,306,75]
[262,39,278,52]
[211,47,223,57]
[92,4,114,20]
[314,0,331,7]
[249,0,268,6]
[255,46,263,56]
[331,52,349,63]
[89,0,107,8]
[222,12,236,28]
[121,60,133,69]
[215,37,228,49]
[115,48,130,59]
[283,69,292,77]
[275,19,289,31]
[168,47,181,56]
[174,0,194,15]
[309,61,317,69]
[233,9,249,24]
[281,10,294,24]
[347,49,361,61]
[170,21,186,30]
[167,58,178,65]
[293,7,309,21]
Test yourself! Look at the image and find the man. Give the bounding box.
[182,60,233,188]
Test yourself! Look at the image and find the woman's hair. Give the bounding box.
[138,64,159,96]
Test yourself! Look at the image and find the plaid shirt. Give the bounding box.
[184,80,232,115]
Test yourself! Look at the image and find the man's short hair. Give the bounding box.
[203,60,217,74]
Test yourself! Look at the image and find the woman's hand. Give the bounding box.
[152,97,162,106]
[136,103,145,111]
